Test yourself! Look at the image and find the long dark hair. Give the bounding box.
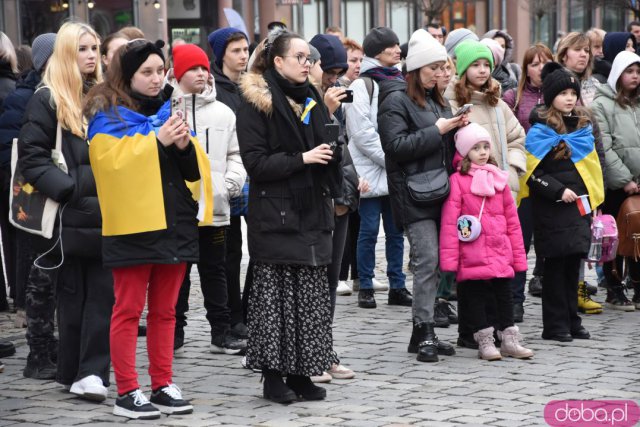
[405,70,446,108]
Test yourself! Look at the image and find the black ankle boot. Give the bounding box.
[408,322,456,362]
[262,369,296,404]
[23,351,56,380]
[286,375,326,400]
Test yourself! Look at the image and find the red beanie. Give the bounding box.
[173,44,210,81]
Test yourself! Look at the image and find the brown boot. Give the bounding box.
[498,326,534,359]
[473,327,501,361]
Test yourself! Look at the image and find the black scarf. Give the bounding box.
[263,68,335,211]
[130,85,171,116]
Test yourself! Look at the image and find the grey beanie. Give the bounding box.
[32,33,56,73]
[309,44,321,64]
[444,28,479,58]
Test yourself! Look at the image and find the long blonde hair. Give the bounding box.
[43,22,102,137]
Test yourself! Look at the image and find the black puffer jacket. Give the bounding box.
[377,79,455,229]
[527,109,592,258]
[18,87,102,258]
[335,145,359,212]
[0,60,16,109]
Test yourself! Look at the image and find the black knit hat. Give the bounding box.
[363,27,399,58]
[121,39,165,84]
[541,62,581,107]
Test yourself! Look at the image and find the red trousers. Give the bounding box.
[110,263,186,395]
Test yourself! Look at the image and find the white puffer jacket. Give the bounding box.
[167,71,246,226]
[344,57,388,198]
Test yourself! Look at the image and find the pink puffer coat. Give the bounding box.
[439,171,527,281]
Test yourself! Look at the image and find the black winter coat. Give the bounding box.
[237,72,339,266]
[527,110,592,258]
[0,60,16,110]
[211,63,242,113]
[377,79,454,229]
[335,145,359,212]
[18,87,102,258]
[0,69,40,169]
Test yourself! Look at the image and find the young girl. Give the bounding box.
[520,62,605,341]
[592,50,640,310]
[440,123,531,361]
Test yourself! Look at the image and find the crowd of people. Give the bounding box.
[0,16,639,419]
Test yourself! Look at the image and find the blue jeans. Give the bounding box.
[356,196,405,290]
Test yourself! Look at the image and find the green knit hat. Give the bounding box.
[454,40,494,77]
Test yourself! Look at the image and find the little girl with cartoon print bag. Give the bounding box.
[439,123,533,361]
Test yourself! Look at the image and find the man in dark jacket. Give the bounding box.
[0,33,56,378]
[207,27,250,339]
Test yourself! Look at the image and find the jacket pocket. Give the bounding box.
[211,171,230,218]
[256,187,300,233]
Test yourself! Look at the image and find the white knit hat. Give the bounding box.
[405,29,448,72]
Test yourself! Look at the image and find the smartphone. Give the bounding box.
[170,97,184,120]
[342,89,354,103]
[455,103,473,117]
[324,124,340,146]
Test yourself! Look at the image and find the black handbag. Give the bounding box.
[404,166,450,206]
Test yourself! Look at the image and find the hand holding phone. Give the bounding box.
[342,89,353,103]
[455,103,473,117]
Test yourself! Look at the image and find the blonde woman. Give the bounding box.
[18,22,112,401]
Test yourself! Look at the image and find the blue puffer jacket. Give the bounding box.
[0,69,41,169]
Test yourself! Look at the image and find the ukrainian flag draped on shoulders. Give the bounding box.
[88,100,213,237]
[518,123,604,210]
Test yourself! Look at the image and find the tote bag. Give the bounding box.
[9,123,66,239]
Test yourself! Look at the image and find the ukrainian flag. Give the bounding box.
[88,102,213,237]
[518,123,604,210]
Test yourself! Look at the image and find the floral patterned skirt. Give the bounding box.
[245,262,337,376]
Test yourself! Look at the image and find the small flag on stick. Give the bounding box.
[576,194,591,216]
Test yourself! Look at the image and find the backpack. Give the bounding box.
[616,195,640,259]
[591,213,618,262]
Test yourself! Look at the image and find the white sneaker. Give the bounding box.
[372,278,389,292]
[336,280,352,296]
[70,375,108,402]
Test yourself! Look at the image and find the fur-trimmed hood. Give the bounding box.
[239,71,303,117]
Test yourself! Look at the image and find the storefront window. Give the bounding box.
[441,0,476,33]
[292,0,326,41]
[386,0,413,44]
[341,0,371,44]
[568,0,590,32]
[602,7,625,32]
[89,0,134,38]
[20,0,69,44]
[531,8,557,48]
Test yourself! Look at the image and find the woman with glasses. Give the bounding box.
[237,30,342,403]
[84,39,211,419]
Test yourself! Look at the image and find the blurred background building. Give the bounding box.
[0,0,638,64]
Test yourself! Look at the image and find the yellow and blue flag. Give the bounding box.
[300,97,317,125]
[88,102,213,237]
[518,123,604,210]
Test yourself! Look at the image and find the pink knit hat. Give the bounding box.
[480,38,505,67]
[454,123,492,158]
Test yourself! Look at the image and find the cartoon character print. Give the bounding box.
[457,217,472,239]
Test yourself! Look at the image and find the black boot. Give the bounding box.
[408,322,455,362]
[262,369,296,404]
[0,339,15,358]
[286,375,326,400]
[23,351,56,380]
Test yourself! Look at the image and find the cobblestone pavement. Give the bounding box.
[0,229,638,426]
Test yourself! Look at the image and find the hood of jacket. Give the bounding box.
[16,69,42,91]
[165,68,218,106]
[607,51,640,93]
[483,29,515,63]
[377,78,406,106]
[239,71,303,116]
[360,56,383,75]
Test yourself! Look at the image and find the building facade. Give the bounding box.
[0,0,634,64]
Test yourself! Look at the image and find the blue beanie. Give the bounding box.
[207,27,247,69]
[309,34,348,72]
[603,32,636,64]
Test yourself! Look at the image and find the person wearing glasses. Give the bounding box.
[237,29,342,403]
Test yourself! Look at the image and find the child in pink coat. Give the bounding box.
[440,123,533,361]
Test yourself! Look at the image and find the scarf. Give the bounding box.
[263,68,333,211]
[359,66,404,82]
[467,163,509,197]
[518,123,604,209]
